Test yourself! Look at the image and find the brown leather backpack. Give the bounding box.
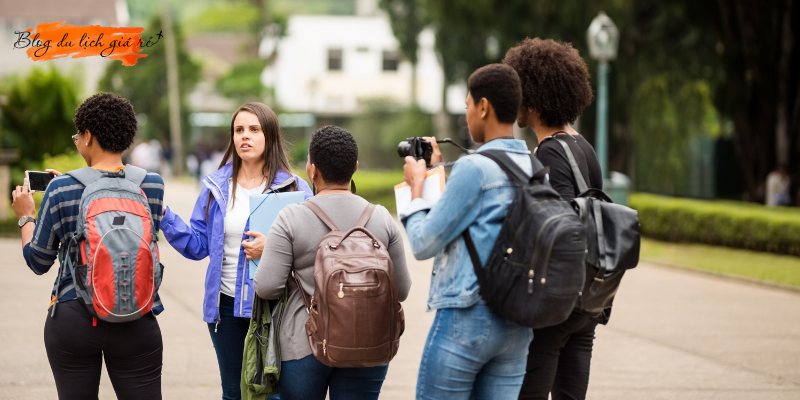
[291,201,404,368]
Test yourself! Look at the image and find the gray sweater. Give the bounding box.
[253,193,412,361]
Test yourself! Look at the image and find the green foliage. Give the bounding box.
[43,151,87,173]
[630,76,720,195]
[417,0,740,195]
[630,193,800,257]
[185,2,261,33]
[0,67,80,168]
[272,0,356,16]
[352,169,405,214]
[99,14,200,144]
[641,238,800,289]
[380,0,428,65]
[349,99,434,170]
[289,139,309,167]
[216,59,267,103]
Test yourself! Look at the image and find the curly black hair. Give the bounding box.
[309,125,358,185]
[467,63,522,124]
[503,38,594,127]
[73,93,137,153]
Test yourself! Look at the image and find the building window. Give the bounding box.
[382,50,399,72]
[328,48,343,71]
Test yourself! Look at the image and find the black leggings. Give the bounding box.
[519,311,598,400]
[44,300,163,400]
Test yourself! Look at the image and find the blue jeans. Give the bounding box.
[278,355,388,400]
[416,303,533,400]
[207,294,250,400]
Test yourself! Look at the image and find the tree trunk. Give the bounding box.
[436,78,451,139]
[410,61,418,107]
[775,0,793,166]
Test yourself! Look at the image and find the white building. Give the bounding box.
[261,14,466,116]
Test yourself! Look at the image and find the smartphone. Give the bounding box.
[26,170,55,192]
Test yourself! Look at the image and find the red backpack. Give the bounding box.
[52,166,163,323]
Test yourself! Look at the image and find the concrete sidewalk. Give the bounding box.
[1,178,798,399]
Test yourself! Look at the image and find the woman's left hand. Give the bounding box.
[242,231,265,260]
[11,185,35,217]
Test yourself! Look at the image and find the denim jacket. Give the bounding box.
[160,162,312,323]
[401,138,532,310]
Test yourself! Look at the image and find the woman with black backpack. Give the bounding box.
[504,38,605,400]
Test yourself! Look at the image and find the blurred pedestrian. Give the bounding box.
[766,164,791,206]
[130,139,162,173]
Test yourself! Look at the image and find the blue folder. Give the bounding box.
[247,191,306,277]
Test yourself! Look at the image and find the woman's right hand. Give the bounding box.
[242,231,266,260]
[423,137,443,165]
[44,169,62,176]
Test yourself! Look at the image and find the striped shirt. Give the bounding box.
[22,170,165,311]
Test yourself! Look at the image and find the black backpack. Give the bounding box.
[545,138,640,315]
[463,150,588,329]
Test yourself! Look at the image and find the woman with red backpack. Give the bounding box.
[12,93,166,399]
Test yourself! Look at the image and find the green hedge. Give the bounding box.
[630,193,800,257]
[352,169,404,215]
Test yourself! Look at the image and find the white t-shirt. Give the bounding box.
[221,181,267,296]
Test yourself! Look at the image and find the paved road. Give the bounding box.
[1,179,798,399]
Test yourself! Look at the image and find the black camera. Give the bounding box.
[397,137,434,166]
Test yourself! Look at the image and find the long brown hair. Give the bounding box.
[206,102,292,217]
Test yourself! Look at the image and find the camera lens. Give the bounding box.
[397,140,412,158]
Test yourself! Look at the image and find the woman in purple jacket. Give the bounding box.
[160,102,312,400]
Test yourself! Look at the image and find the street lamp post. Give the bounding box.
[587,12,619,179]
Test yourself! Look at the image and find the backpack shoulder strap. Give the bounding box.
[552,138,589,193]
[305,201,339,231]
[354,204,375,227]
[66,167,103,187]
[122,165,148,187]
[480,149,547,185]
[479,150,528,184]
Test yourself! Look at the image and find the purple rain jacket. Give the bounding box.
[161,162,313,323]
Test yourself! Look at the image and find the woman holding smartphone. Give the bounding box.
[12,93,166,399]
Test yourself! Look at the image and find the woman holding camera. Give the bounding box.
[12,93,165,399]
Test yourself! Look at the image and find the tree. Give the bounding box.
[379,0,429,106]
[98,14,200,149]
[1,67,80,165]
[712,0,800,201]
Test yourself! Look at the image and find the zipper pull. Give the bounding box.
[337,282,344,298]
[527,269,534,294]
[214,319,220,333]
[323,339,327,356]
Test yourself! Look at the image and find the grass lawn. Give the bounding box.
[641,238,800,289]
